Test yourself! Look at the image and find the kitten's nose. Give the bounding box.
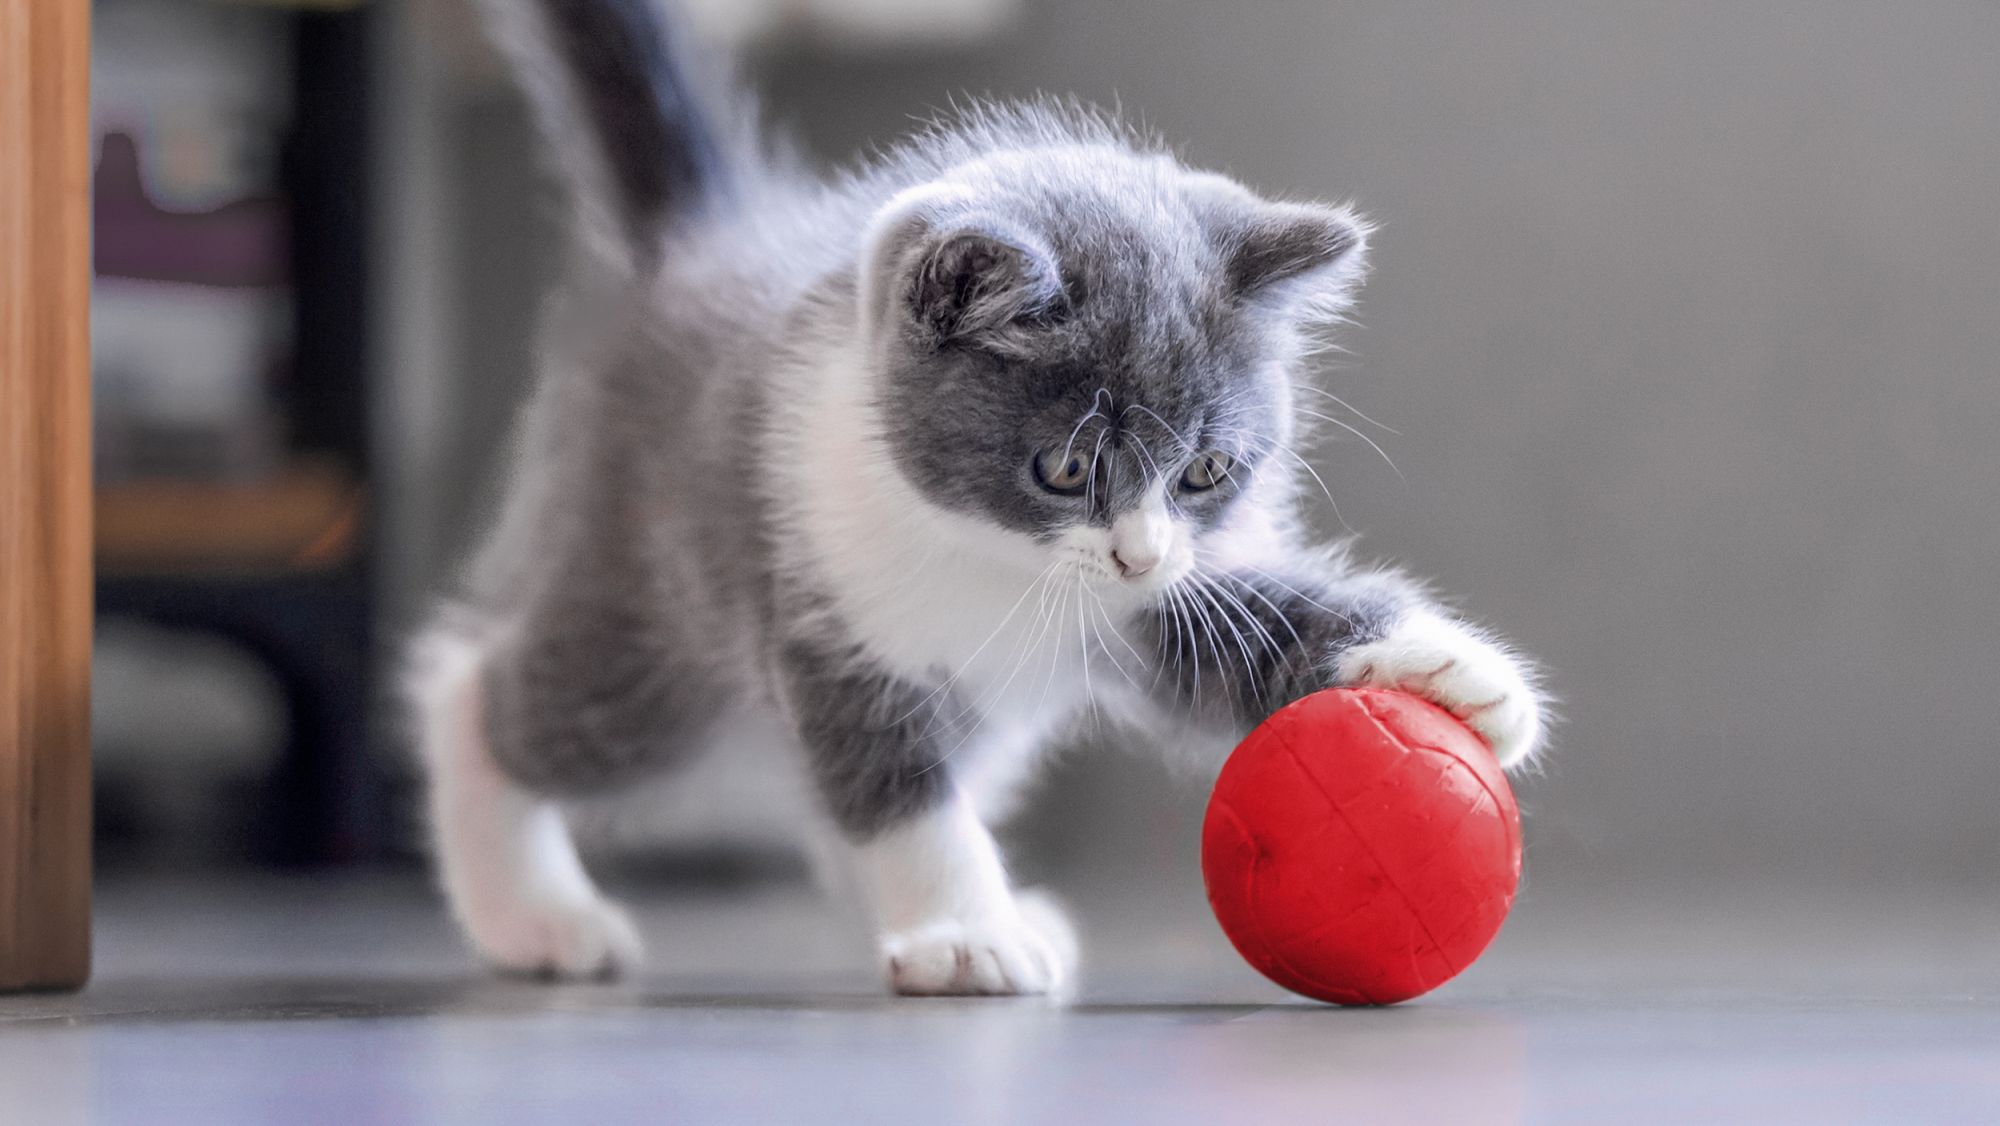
[1112,547,1158,578]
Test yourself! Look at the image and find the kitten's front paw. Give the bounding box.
[463,891,644,982]
[881,888,1078,997]
[1337,612,1545,769]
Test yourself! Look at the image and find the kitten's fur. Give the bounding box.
[410,0,1548,994]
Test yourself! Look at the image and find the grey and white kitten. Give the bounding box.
[410,0,1547,994]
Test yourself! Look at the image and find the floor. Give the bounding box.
[3,868,1998,1124]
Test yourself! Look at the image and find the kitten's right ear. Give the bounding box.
[910,229,1065,341]
[861,188,1063,352]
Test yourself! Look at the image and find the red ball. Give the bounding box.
[1201,687,1522,1005]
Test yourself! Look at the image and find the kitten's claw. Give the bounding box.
[1338,612,1545,769]
[881,888,1078,997]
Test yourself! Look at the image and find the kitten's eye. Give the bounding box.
[1034,448,1090,495]
[1179,450,1235,492]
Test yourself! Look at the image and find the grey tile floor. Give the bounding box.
[3,868,1998,1124]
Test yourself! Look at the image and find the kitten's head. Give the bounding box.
[859,138,1368,603]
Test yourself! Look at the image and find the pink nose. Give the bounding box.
[1112,548,1157,578]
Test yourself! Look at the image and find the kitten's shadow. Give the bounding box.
[1,974,1499,1028]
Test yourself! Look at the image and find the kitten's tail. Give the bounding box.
[476,0,742,269]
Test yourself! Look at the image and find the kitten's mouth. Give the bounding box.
[1103,563,1189,600]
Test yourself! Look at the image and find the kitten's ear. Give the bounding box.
[862,188,1064,350]
[910,228,1064,342]
[1226,203,1371,311]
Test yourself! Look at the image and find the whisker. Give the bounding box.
[1270,440,1357,536]
[1198,571,1289,665]
[1230,561,1354,629]
[1075,571,1100,732]
[915,559,1074,771]
[1059,387,1115,464]
[1034,565,1083,716]
[1124,426,1168,486]
[1148,586,1180,696]
[1165,585,1200,706]
[1084,425,1112,513]
[1295,384,1400,435]
[921,555,1069,742]
[1084,585,1145,685]
[1295,408,1402,480]
[893,558,1062,729]
[1210,567,1307,653]
[1178,579,1233,689]
[1189,578,1263,710]
[1121,401,1196,457]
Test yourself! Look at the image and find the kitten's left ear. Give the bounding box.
[1226,203,1371,313]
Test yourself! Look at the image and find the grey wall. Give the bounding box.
[414,1,2000,886]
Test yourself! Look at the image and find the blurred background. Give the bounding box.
[90,0,1999,927]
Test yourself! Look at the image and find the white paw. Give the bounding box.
[1338,612,1545,769]
[881,888,1078,997]
[463,892,644,981]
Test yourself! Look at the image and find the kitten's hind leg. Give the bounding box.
[408,626,641,980]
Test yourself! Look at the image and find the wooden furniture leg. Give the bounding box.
[1,0,92,992]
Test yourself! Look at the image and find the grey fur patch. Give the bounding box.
[776,639,964,840]
[477,445,742,794]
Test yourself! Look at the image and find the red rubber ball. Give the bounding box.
[1201,687,1522,1005]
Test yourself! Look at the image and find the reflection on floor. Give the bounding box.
[2,868,1998,1124]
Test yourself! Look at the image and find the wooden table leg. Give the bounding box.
[1,0,92,992]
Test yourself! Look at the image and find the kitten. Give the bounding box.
[409,0,1548,994]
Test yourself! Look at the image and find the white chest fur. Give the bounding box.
[770,348,1109,724]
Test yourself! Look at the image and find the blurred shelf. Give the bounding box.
[96,457,365,577]
[199,0,371,10]
[110,0,372,9]
[89,0,384,866]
